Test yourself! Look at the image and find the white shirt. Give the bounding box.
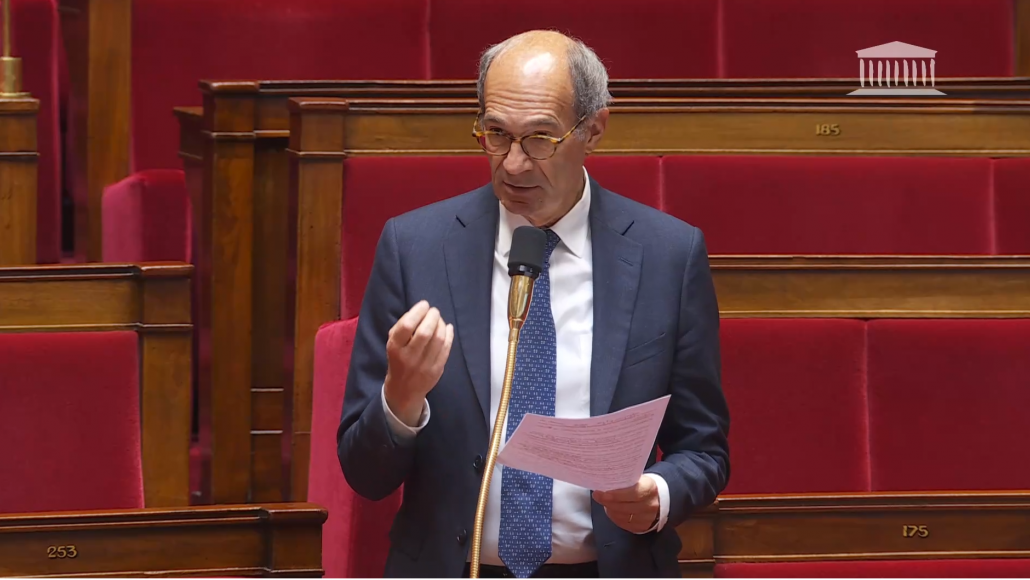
[381,168,670,564]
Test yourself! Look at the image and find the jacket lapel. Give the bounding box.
[443,187,499,427]
[589,185,643,417]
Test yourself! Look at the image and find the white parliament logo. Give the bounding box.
[849,41,945,96]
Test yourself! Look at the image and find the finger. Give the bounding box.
[388,301,430,348]
[407,307,441,354]
[421,318,449,364]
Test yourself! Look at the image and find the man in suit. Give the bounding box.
[338,30,729,578]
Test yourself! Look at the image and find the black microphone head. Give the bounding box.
[508,226,547,278]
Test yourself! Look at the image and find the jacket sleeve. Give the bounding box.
[337,218,418,500]
[645,227,730,527]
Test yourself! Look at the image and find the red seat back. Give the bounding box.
[867,320,1030,491]
[0,332,144,513]
[662,156,994,254]
[720,319,869,494]
[309,318,400,578]
[721,0,1013,78]
[429,0,719,79]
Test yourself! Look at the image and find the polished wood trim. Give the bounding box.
[333,99,1030,157]
[285,98,345,501]
[0,97,39,265]
[711,256,1030,318]
[707,492,1030,563]
[1018,1,1030,76]
[204,77,1030,100]
[201,92,256,504]
[59,0,132,262]
[0,503,325,577]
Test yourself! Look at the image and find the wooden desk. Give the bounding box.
[0,97,38,265]
[0,503,326,577]
[0,263,193,506]
[675,492,1030,576]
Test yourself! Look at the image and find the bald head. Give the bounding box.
[477,30,612,123]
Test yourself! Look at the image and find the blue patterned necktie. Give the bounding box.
[498,229,561,578]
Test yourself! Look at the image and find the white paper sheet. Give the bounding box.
[496,395,670,491]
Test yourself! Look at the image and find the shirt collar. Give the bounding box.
[498,167,591,259]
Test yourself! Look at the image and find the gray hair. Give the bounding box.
[476,32,613,134]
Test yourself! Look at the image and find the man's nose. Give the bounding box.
[502,142,533,175]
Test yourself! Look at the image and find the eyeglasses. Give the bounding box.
[472,116,587,160]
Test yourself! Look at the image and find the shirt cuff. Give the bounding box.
[381,383,430,439]
[641,473,670,533]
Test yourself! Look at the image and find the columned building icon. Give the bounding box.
[848,41,946,96]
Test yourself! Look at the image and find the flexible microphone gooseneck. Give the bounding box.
[468,225,548,578]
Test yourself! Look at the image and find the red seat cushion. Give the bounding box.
[662,156,993,254]
[102,169,191,262]
[131,0,429,174]
[429,0,719,79]
[721,0,1013,78]
[585,156,661,210]
[716,559,1030,577]
[0,332,143,513]
[3,0,61,262]
[309,318,400,578]
[992,159,1030,254]
[720,319,869,494]
[341,156,491,318]
[867,320,1030,491]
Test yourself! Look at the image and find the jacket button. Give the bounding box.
[473,455,484,472]
[457,528,468,545]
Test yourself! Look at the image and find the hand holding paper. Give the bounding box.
[496,395,670,491]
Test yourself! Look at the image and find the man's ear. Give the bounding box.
[583,109,610,155]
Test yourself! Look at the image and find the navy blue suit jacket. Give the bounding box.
[338,179,730,577]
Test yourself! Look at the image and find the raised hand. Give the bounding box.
[383,300,455,426]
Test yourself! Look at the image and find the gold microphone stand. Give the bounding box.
[1,0,29,97]
[468,273,536,578]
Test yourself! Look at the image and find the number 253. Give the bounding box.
[47,545,78,559]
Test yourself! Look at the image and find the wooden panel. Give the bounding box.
[202,93,257,504]
[252,389,284,432]
[1018,1,1030,77]
[0,98,38,265]
[59,0,132,262]
[336,99,1030,156]
[709,492,1030,563]
[202,78,1030,107]
[711,256,1030,318]
[140,332,192,507]
[0,503,325,577]
[285,98,346,501]
[250,432,282,503]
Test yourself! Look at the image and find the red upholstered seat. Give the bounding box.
[341,156,491,318]
[867,320,1030,492]
[102,169,191,262]
[716,559,1030,577]
[131,0,429,174]
[720,319,869,494]
[992,159,1030,254]
[429,0,719,79]
[309,318,400,578]
[0,332,144,513]
[3,0,61,262]
[585,156,661,210]
[662,156,994,254]
[721,0,1014,78]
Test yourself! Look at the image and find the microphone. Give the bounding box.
[469,226,547,578]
